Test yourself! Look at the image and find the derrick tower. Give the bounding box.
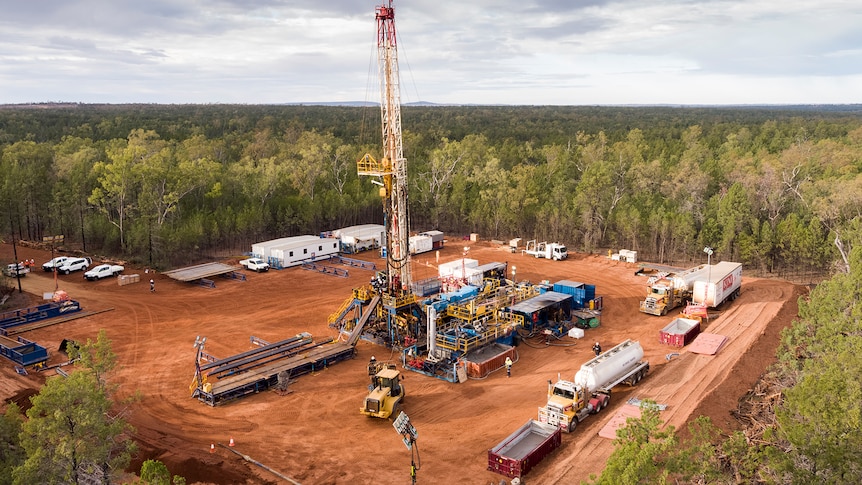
[358,0,412,294]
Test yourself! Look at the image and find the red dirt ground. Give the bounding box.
[1,241,803,484]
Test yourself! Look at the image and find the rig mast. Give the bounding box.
[358,0,412,294]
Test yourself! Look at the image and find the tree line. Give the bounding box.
[1,104,861,274]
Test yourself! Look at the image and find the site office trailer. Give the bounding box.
[270,236,340,268]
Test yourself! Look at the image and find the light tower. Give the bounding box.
[703,246,713,303]
[358,0,412,294]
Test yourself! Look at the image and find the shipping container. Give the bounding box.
[553,280,596,309]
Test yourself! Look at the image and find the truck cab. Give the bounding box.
[640,281,674,315]
[549,244,567,260]
[538,379,600,432]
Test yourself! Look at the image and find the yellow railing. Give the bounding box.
[328,295,355,326]
[357,153,392,176]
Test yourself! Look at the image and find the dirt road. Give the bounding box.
[0,242,801,484]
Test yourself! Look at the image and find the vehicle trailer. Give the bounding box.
[487,419,561,478]
[691,261,742,308]
[538,339,649,433]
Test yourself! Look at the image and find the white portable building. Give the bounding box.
[268,235,340,268]
[252,237,308,259]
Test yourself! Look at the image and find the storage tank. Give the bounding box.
[574,340,645,393]
[669,265,710,293]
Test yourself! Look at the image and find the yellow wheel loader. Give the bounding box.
[361,361,405,419]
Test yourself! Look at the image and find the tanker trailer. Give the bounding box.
[538,339,650,432]
[639,265,710,316]
[691,261,742,308]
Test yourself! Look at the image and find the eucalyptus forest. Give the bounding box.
[3,103,862,483]
[2,103,861,276]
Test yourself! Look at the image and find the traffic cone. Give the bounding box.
[209,443,215,453]
[229,437,235,447]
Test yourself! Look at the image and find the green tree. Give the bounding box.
[14,371,135,485]
[138,460,171,484]
[68,329,117,389]
[0,403,25,485]
[14,331,135,485]
[591,401,676,484]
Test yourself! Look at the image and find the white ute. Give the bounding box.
[42,256,70,272]
[84,263,125,281]
[57,257,92,275]
[239,257,270,272]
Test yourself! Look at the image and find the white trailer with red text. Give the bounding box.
[691,261,742,308]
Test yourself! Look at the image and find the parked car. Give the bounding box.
[57,257,92,275]
[42,256,70,272]
[84,263,125,281]
[239,257,270,272]
[3,262,30,278]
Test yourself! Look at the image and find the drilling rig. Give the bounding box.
[356,0,421,348]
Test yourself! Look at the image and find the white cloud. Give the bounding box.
[0,0,860,104]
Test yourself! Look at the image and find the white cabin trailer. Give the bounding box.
[268,235,340,268]
[334,224,385,254]
[252,237,305,260]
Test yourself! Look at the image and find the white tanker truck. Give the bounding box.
[639,264,711,316]
[538,339,649,433]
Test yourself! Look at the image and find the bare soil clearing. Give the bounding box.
[1,242,802,484]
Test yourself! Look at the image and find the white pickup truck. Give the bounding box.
[57,257,92,275]
[42,256,71,272]
[3,262,30,278]
[239,257,270,272]
[84,263,125,281]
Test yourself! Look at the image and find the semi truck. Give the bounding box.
[691,261,742,308]
[523,240,568,261]
[639,264,710,316]
[537,339,649,433]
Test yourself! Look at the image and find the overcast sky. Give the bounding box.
[1,0,861,105]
